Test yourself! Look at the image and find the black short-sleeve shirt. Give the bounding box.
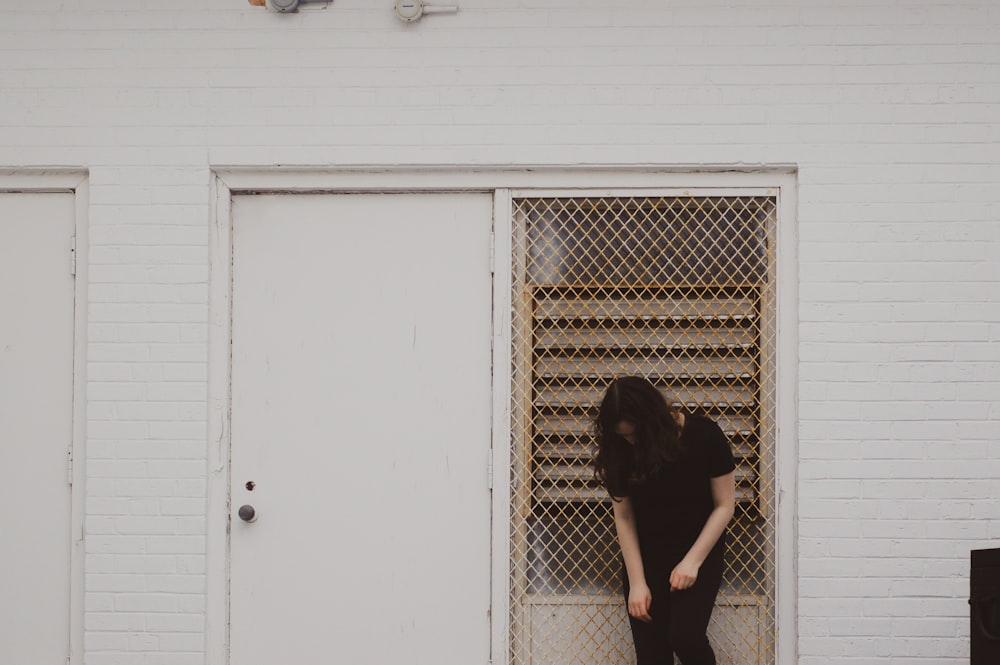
[624,414,735,561]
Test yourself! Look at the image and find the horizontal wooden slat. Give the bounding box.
[534,384,757,410]
[535,462,756,485]
[534,413,756,439]
[535,298,756,321]
[534,437,756,462]
[535,326,755,352]
[533,485,758,504]
[534,355,757,380]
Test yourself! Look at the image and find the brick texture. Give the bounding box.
[2,1,998,663]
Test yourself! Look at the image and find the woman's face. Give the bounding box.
[615,421,636,445]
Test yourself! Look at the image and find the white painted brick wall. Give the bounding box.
[2,1,999,663]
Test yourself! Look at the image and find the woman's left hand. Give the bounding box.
[669,559,700,591]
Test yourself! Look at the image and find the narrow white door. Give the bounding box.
[230,193,494,664]
[0,193,76,663]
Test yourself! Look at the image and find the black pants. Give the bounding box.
[624,544,725,665]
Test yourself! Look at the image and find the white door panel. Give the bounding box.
[0,193,75,663]
[230,193,493,664]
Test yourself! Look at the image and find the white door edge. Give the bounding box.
[69,180,88,665]
[490,189,514,665]
[205,175,234,665]
[0,175,87,665]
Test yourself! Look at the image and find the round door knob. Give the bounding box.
[238,504,257,523]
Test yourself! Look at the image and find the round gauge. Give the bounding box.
[394,0,423,22]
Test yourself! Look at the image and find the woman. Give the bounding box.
[593,376,736,665]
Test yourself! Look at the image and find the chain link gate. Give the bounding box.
[508,194,777,665]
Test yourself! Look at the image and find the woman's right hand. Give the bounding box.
[627,582,653,623]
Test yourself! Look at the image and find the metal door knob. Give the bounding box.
[238,504,257,523]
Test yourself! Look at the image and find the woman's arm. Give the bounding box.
[612,496,653,622]
[669,471,736,591]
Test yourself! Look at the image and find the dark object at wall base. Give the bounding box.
[971,548,1000,665]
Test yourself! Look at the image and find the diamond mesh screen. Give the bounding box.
[509,196,776,665]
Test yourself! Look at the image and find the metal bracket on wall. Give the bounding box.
[248,0,332,13]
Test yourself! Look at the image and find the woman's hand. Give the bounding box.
[669,559,700,591]
[627,582,653,622]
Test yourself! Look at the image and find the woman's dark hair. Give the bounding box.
[592,376,683,499]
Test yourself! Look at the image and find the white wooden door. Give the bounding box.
[229,193,494,665]
[0,193,76,663]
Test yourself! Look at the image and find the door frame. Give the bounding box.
[207,167,798,665]
[0,169,89,665]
